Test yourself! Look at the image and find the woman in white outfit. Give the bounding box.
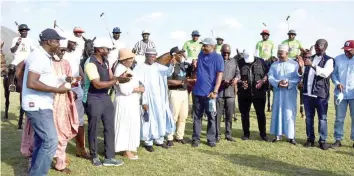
[113,48,145,159]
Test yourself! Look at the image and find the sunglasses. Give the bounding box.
[222,52,231,55]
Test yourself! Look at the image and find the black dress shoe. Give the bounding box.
[216,137,221,143]
[303,140,315,147]
[319,142,331,150]
[241,136,249,140]
[167,140,174,147]
[145,146,154,152]
[225,137,236,142]
[261,136,270,142]
[191,140,200,147]
[175,138,190,144]
[208,142,216,147]
[155,143,168,149]
[332,140,342,148]
[288,139,297,145]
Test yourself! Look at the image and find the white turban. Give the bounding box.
[59,39,68,47]
[278,44,289,52]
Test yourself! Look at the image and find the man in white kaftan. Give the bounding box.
[268,44,302,145]
[133,48,175,152]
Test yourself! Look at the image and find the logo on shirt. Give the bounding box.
[29,102,35,107]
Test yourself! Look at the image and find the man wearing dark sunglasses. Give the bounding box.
[301,39,333,150]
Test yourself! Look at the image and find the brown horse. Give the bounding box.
[1,41,25,129]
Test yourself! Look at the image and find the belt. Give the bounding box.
[169,88,187,91]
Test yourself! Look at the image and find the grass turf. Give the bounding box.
[1,84,353,176]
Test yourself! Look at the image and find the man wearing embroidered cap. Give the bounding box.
[331,40,354,148]
[107,27,126,70]
[191,37,224,148]
[132,30,155,64]
[183,30,202,63]
[62,35,91,159]
[255,30,275,60]
[268,44,302,145]
[10,24,35,66]
[134,48,176,152]
[22,28,70,176]
[215,36,224,54]
[84,38,123,166]
[282,29,304,59]
[113,48,144,159]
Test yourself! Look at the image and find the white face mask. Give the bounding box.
[336,92,344,105]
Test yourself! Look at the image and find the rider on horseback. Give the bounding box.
[182,30,202,64]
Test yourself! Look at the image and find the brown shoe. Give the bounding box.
[75,126,91,159]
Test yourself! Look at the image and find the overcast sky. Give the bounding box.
[1,0,352,57]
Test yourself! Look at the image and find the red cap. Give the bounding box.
[260,30,270,35]
[342,40,354,51]
[73,27,85,33]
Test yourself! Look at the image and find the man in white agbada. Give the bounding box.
[62,35,90,159]
[133,48,175,152]
[107,27,126,69]
[268,44,303,145]
[113,48,144,159]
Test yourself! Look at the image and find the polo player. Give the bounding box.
[132,30,156,66]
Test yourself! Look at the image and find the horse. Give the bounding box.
[1,41,25,129]
[79,36,96,71]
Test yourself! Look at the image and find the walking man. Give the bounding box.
[301,39,333,150]
[331,40,354,148]
[191,37,224,147]
[22,28,69,176]
[84,38,123,166]
[216,44,239,142]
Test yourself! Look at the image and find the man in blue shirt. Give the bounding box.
[192,37,224,147]
[331,40,354,148]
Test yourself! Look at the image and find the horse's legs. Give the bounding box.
[18,93,24,129]
[3,78,10,120]
[267,89,271,112]
[299,90,304,118]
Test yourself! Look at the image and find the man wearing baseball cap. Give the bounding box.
[83,38,124,166]
[183,30,202,63]
[331,40,354,148]
[132,30,156,64]
[22,28,70,176]
[282,29,304,59]
[192,37,224,148]
[215,36,224,54]
[73,27,85,54]
[255,30,275,60]
[107,27,126,70]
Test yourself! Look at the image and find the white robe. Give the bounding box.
[113,68,141,152]
[133,62,175,141]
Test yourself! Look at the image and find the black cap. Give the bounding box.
[170,46,185,56]
[18,24,30,31]
[39,28,66,41]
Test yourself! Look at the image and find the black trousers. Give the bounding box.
[238,96,267,138]
[86,94,115,159]
[216,97,235,138]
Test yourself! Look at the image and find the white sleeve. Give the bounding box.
[315,59,334,78]
[11,37,18,48]
[27,55,43,74]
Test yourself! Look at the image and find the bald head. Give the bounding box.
[315,39,328,55]
[221,44,231,59]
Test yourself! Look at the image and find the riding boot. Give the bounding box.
[75,126,90,159]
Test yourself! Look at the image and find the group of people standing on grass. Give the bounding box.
[1,23,353,176]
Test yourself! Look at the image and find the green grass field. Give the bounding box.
[1,83,353,176]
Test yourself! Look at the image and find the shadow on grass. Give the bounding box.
[336,150,354,157]
[198,149,345,176]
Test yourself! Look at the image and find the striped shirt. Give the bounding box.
[133,40,155,55]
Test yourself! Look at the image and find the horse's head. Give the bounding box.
[234,48,245,62]
[300,45,314,58]
[82,36,96,58]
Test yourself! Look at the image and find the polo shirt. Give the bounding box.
[22,47,55,111]
[193,51,224,96]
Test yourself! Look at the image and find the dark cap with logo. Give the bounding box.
[39,28,66,41]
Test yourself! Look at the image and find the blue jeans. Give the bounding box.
[303,95,328,142]
[192,95,216,144]
[334,98,354,141]
[26,109,58,176]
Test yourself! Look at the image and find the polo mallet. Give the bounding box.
[53,20,65,32]
[211,30,214,38]
[99,12,114,46]
[262,22,267,28]
[14,21,20,36]
[286,16,290,31]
